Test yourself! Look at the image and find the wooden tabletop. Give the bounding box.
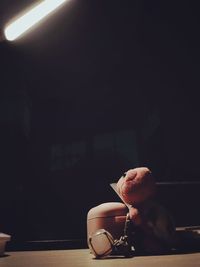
[1,249,200,267]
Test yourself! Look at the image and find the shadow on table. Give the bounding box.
[93,227,200,260]
[135,226,200,257]
[0,254,10,258]
[171,227,200,254]
[6,227,200,258]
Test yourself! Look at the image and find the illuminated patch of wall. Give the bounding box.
[50,141,86,170]
[94,130,138,166]
[50,130,138,171]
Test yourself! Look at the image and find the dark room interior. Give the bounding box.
[0,1,200,264]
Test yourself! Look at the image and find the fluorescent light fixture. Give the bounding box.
[4,0,69,41]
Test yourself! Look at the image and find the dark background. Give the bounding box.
[0,0,200,243]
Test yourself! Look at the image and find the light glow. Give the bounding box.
[4,0,69,41]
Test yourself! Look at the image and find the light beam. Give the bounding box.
[4,0,69,41]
